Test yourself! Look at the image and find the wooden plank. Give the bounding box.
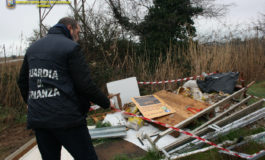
[164,99,264,151]
[5,138,36,160]
[153,90,210,127]
[210,99,264,129]
[192,96,251,132]
[153,86,247,144]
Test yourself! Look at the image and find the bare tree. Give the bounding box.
[254,13,265,37]
[106,0,232,44]
[107,0,232,24]
[191,0,233,18]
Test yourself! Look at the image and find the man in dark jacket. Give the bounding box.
[17,17,111,160]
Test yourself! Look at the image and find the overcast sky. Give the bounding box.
[0,0,265,56]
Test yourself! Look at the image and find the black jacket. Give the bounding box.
[17,24,110,129]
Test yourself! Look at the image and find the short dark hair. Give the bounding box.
[58,17,78,29]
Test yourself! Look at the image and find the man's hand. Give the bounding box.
[110,99,115,109]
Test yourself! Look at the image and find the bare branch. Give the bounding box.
[42,3,56,20]
[252,13,265,37]
[107,0,141,34]
[191,0,233,18]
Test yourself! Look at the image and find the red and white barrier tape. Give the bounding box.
[137,72,216,85]
[110,107,265,159]
[247,150,265,159]
[137,72,246,85]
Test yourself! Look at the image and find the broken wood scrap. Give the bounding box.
[91,111,114,123]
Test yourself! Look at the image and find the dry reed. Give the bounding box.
[0,37,264,110]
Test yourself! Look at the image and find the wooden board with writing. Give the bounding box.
[131,95,176,119]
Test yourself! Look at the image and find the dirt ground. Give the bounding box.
[0,124,146,160]
[1,120,264,160]
[95,139,147,160]
[0,124,34,160]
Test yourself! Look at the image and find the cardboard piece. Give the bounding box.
[107,77,140,109]
[131,95,175,119]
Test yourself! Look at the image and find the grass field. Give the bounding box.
[247,81,265,99]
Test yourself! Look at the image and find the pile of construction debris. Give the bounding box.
[5,72,265,160]
[101,72,265,159]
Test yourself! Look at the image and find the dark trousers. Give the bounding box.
[34,125,98,160]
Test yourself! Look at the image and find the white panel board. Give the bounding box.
[107,77,140,108]
[103,112,177,151]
